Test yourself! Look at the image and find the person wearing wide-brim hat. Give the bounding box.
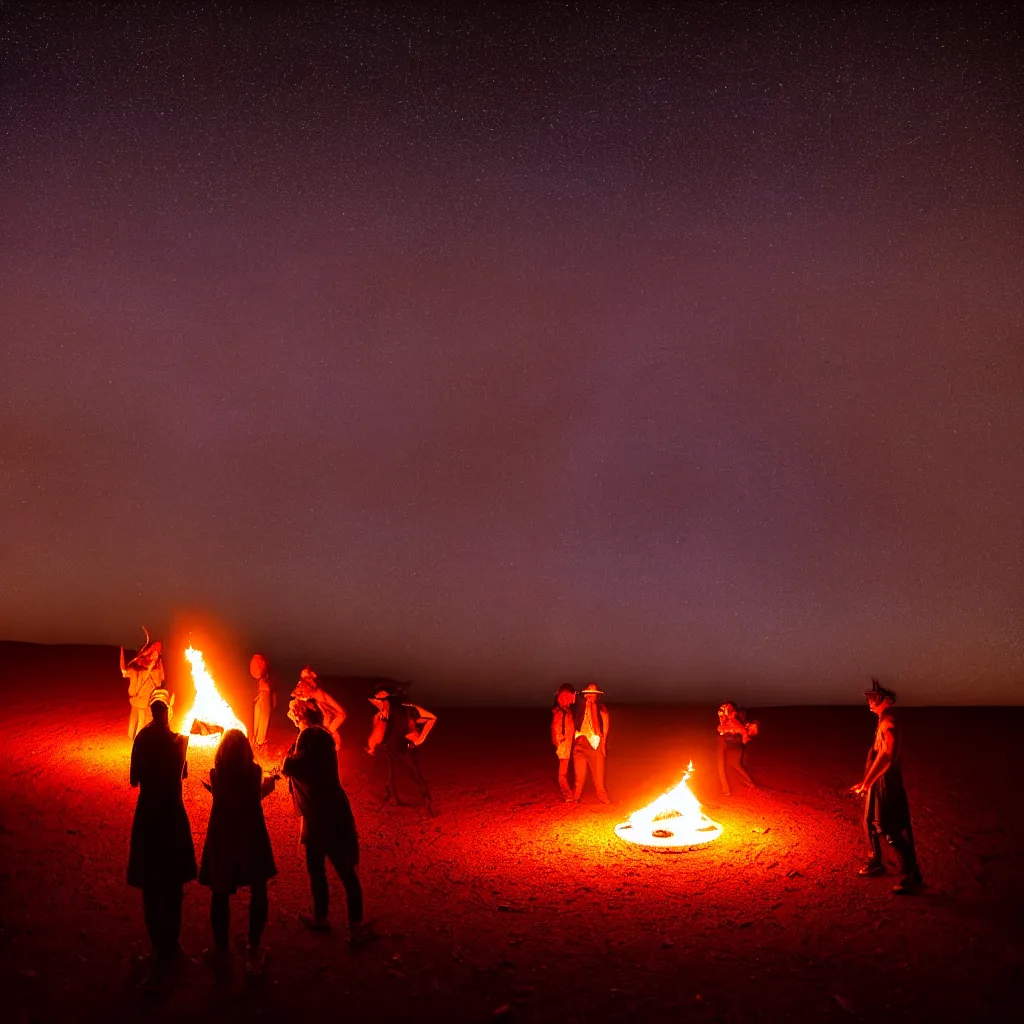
[850,679,924,895]
[569,683,611,804]
[366,687,437,815]
[127,687,197,990]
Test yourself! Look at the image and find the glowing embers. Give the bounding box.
[180,647,247,747]
[614,761,722,851]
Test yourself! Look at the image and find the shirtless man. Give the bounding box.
[851,680,924,895]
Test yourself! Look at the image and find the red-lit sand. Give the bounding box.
[1,663,1021,1022]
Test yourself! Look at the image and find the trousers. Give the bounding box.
[384,745,432,807]
[572,739,609,802]
[304,839,363,924]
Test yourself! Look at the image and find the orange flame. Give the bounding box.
[179,646,247,747]
[614,760,723,850]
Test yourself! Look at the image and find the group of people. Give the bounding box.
[548,679,924,895]
[127,689,373,993]
[125,638,925,993]
[124,643,439,993]
[548,684,759,802]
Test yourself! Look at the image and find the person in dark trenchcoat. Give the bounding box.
[127,689,197,987]
[198,729,278,976]
[282,700,372,947]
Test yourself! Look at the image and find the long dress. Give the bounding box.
[198,761,277,894]
[127,723,197,888]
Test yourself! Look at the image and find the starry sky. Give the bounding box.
[1,4,1021,705]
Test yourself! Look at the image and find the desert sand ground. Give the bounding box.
[1,651,1021,1022]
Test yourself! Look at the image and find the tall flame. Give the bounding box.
[179,646,248,747]
[614,761,723,850]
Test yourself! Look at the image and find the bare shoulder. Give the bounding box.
[879,710,899,733]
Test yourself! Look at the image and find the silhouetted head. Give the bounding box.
[149,697,170,725]
[579,683,604,702]
[718,702,738,720]
[215,728,255,771]
[554,683,576,709]
[295,698,324,729]
[864,678,896,711]
[249,654,268,680]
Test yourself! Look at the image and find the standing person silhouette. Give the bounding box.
[127,689,196,991]
[716,702,758,796]
[550,684,577,802]
[570,683,611,804]
[122,629,165,740]
[291,666,346,751]
[851,680,924,895]
[198,729,278,977]
[282,701,373,946]
[249,654,276,751]
[366,689,436,815]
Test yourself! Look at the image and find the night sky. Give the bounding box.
[2,5,1021,705]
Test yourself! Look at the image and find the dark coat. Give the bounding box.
[198,762,277,894]
[127,722,197,888]
[282,725,359,863]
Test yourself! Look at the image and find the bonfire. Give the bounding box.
[178,646,248,747]
[614,761,723,851]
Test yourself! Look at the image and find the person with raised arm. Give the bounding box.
[122,627,166,740]
[291,666,346,750]
[366,687,436,815]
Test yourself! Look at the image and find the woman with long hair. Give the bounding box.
[198,729,278,977]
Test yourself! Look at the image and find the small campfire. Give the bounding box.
[179,646,247,747]
[615,761,723,851]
